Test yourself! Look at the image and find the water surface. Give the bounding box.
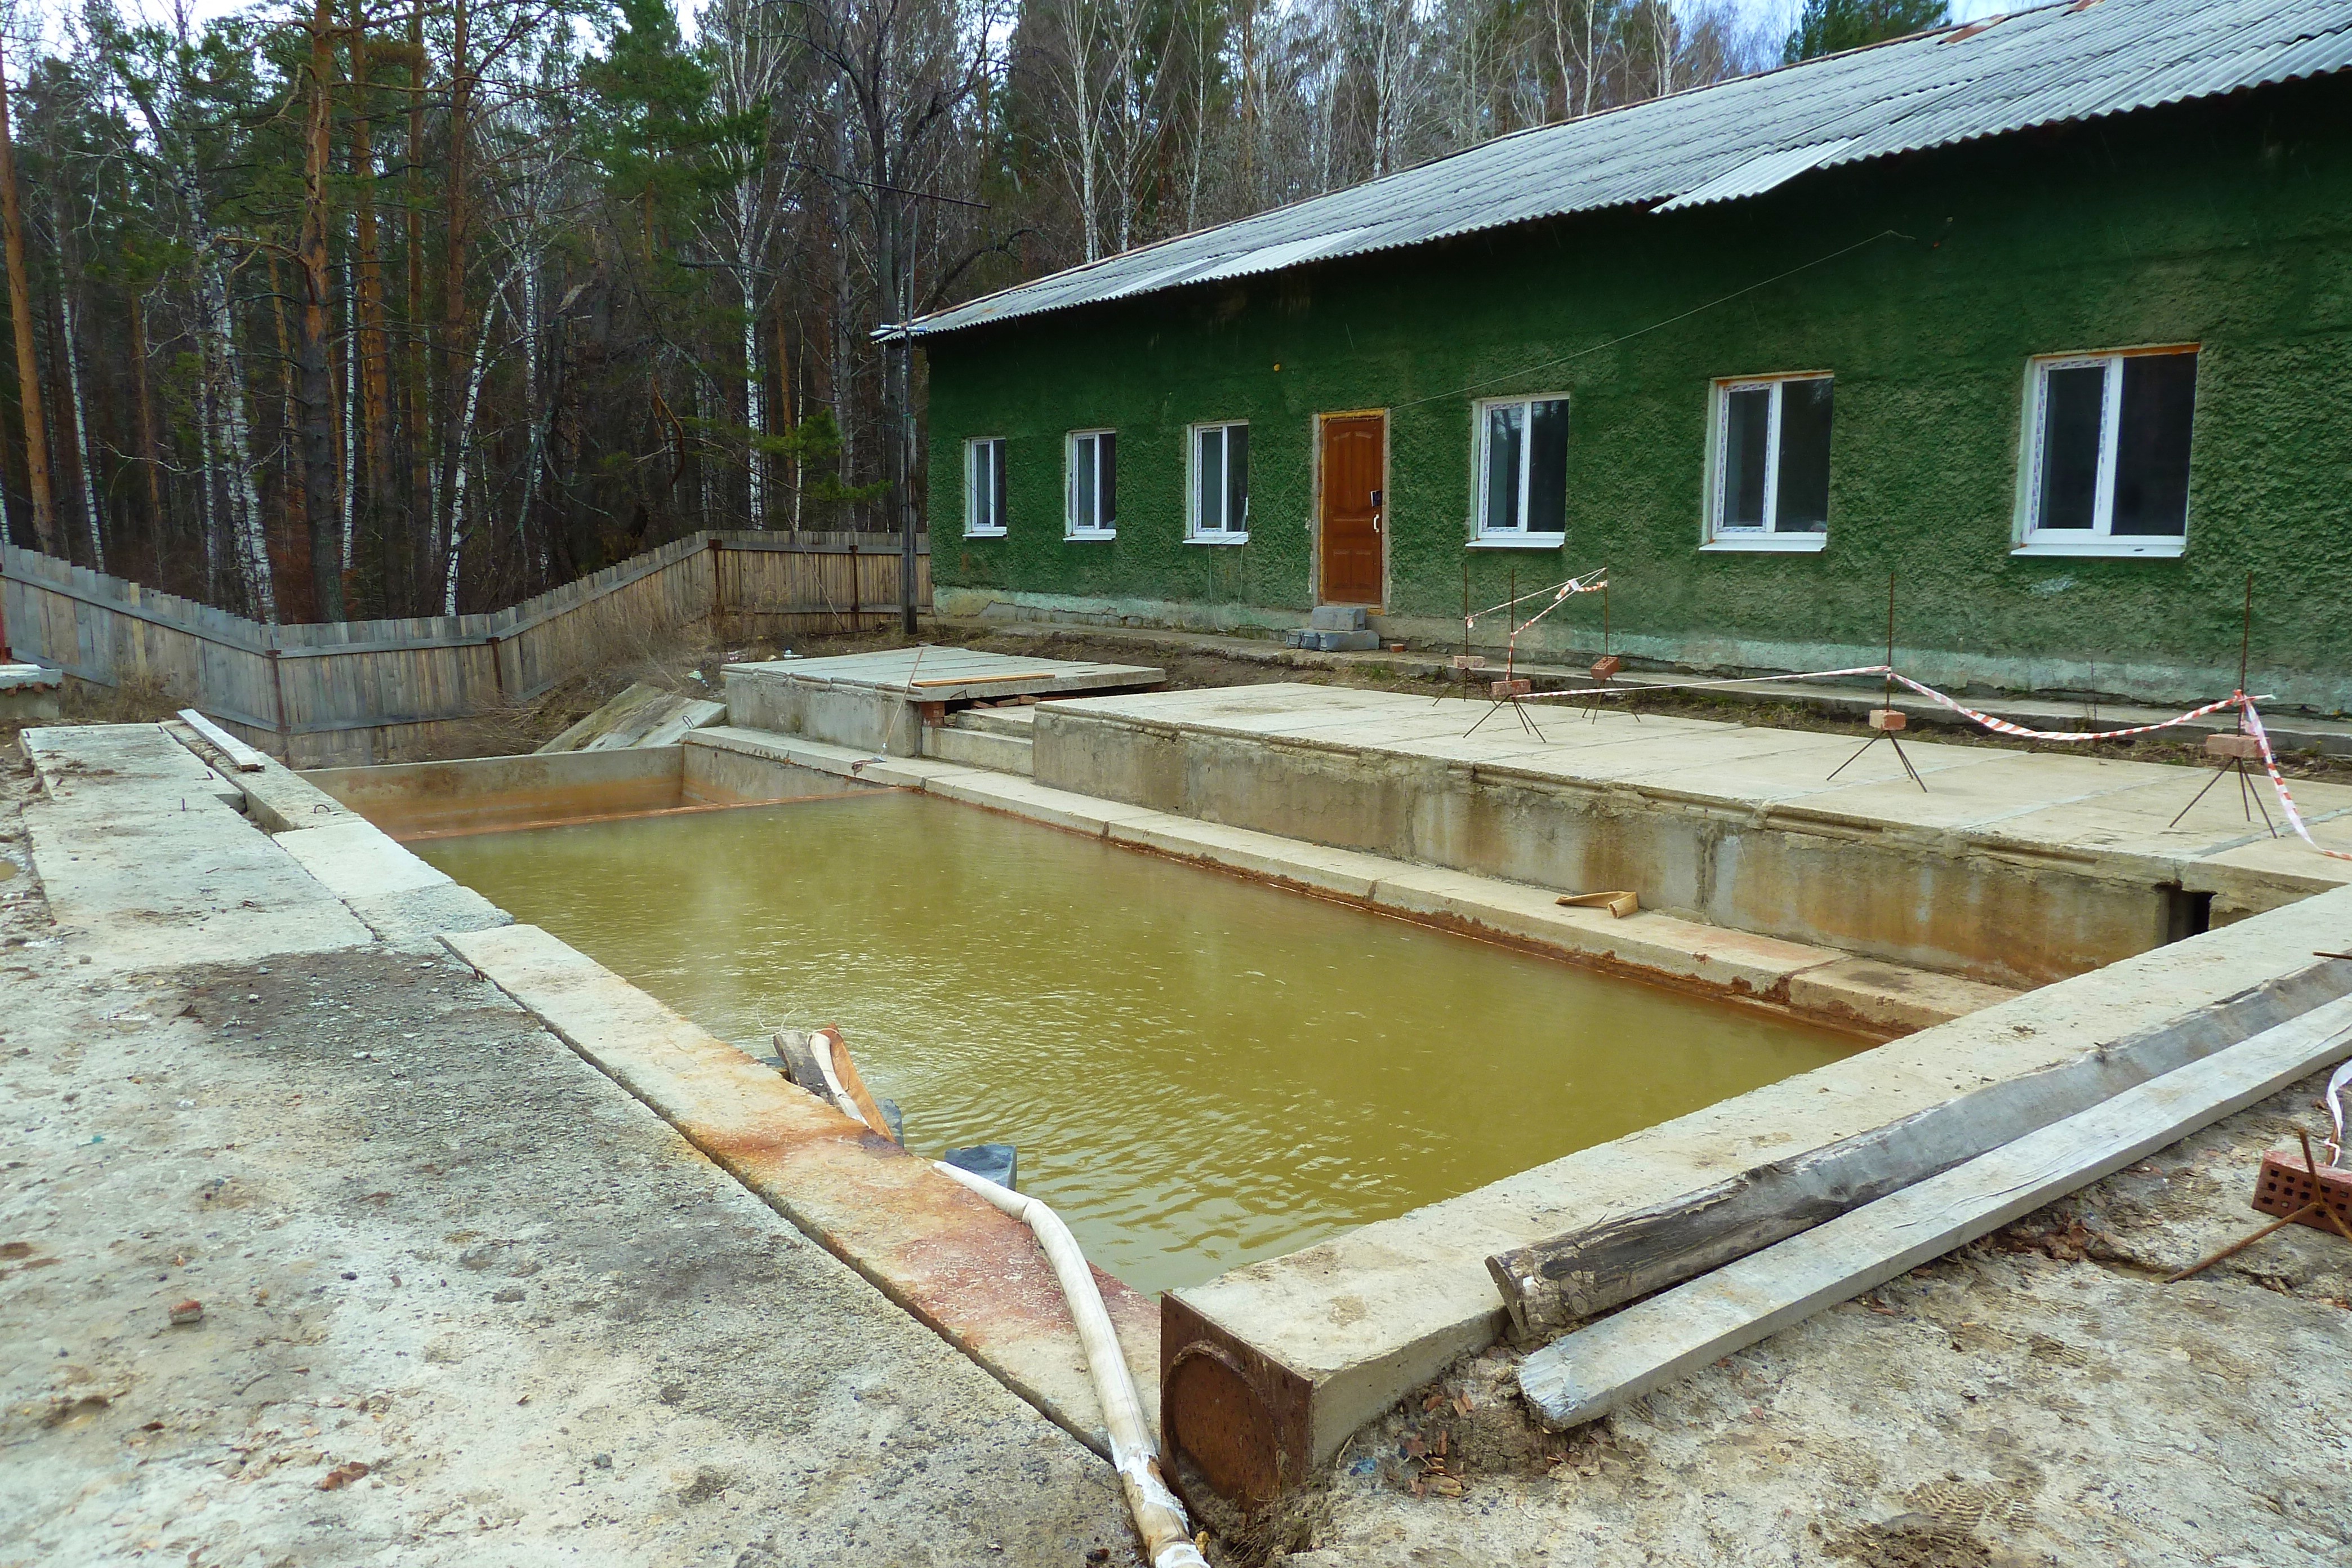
[420,792,1863,1295]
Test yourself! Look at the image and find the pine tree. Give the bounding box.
[1783,0,1950,63]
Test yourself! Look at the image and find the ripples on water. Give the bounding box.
[419,792,1864,1296]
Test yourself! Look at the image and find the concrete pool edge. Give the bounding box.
[437,921,1161,1460]
[1157,887,2352,1500]
[682,725,2014,1036]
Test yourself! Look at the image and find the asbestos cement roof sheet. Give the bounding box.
[906,0,2352,339]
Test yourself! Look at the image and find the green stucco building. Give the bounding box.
[906,1,2352,711]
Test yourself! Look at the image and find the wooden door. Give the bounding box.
[1318,414,1386,605]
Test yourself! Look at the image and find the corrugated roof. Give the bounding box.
[905,0,2352,339]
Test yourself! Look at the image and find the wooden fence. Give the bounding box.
[0,531,930,767]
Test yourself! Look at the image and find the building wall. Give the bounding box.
[923,77,2352,710]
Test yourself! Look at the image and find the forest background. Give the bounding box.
[0,0,1947,623]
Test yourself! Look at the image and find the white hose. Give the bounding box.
[934,1160,1210,1568]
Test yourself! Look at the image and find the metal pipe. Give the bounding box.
[931,1161,1209,1568]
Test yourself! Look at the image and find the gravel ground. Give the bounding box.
[0,751,1135,1567]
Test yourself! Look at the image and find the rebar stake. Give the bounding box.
[1827,571,1926,791]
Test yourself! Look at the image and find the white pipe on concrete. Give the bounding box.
[932,1160,1209,1568]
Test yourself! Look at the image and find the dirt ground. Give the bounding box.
[0,750,1135,1567]
[1279,1077,2352,1568]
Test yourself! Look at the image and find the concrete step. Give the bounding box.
[922,722,1034,776]
[949,705,1039,738]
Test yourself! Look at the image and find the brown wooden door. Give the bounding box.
[1318,415,1386,605]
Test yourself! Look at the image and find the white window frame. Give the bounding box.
[1066,429,1116,540]
[1187,420,1250,544]
[963,436,1006,538]
[1700,372,1832,554]
[2012,347,2196,560]
[1468,393,1570,549]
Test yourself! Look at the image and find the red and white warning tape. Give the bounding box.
[1512,664,2351,863]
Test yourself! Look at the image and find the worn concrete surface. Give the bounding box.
[1284,1066,2352,1568]
[0,749,1137,1565]
[1031,685,2352,985]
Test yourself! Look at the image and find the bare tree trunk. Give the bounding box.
[0,40,55,554]
[129,289,164,577]
[348,0,392,584]
[296,0,345,618]
[406,0,432,609]
[54,240,103,572]
[441,293,500,614]
[438,0,473,575]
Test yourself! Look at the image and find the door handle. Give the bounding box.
[1373,511,1383,534]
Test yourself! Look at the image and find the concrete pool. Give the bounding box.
[412,790,1864,1296]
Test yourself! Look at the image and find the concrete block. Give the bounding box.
[924,770,1160,837]
[1106,816,1389,901]
[1308,605,1367,633]
[921,724,1035,776]
[1786,956,2024,1034]
[1367,867,1841,996]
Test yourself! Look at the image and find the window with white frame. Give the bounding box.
[2019,348,2197,554]
[1708,374,1833,546]
[1067,429,1117,537]
[964,438,1006,536]
[1475,395,1569,543]
[1190,421,1250,540]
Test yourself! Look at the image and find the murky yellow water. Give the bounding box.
[419,793,1864,1295]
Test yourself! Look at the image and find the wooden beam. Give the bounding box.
[177,709,267,772]
[1517,994,2352,1431]
[1485,961,2352,1339]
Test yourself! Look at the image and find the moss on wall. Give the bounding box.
[923,77,2352,708]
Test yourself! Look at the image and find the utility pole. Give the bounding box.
[0,37,55,555]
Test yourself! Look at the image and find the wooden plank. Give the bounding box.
[176,709,268,771]
[1485,961,2352,1339]
[1516,993,2352,1431]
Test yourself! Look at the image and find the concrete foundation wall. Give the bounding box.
[308,749,685,836]
[723,670,918,756]
[1034,706,2184,987]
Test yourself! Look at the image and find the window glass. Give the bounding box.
[966,439,1004,533]
[1191,423,1248,535]
[2036,365,2106,531]
[1774,378,1833,532]
[1197,427,1225,530]
[1073,434,1098,529]
[1099,432,1117,527]
[1721,386,1770,528]
[2113,352,2195,536]
[1526,399,1570,536]
[1225,424,1249,532]
[1484,402,1524,532]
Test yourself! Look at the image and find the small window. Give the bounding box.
[1190,422,1249,541]
[1706,375,1832,550]
[1067,429,1116,538]
[964,438,1006,537]
[2019,348,2196,556]
[1475,395,1569,545]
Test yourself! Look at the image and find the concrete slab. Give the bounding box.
[442,922,1160,1460]
[273,819,510,946]
[686,724,960,789]
[926,769,1164,838]
[1787,955,2026,1034]
[724,648,1161,755]
[536,681,726,752]
[1366,867,1843,997]
[18,724,374,972]
[1106,816,1395,901]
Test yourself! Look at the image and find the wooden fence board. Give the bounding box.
[2,533,927,766]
